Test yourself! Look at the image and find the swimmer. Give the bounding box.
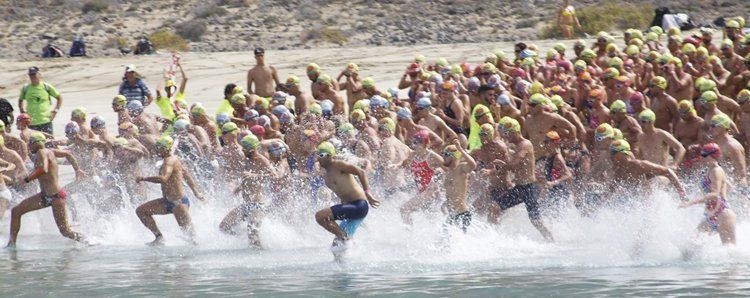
[440,139,477,233]
[397,130,444,225]
[135,136,204,245]
[636,109,685,168]
[6,132,87,248]
[679,143,737,245]
[314,141,380,249]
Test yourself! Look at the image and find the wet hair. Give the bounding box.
[224,83,237,98]
[514,43,527,52]
[478,85,494,94]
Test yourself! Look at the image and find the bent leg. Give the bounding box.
[51,199,86,243]
[6,193,45,247]
[718,210,737,245]
[315,207,346,240]
[172,204,195,237]
[219,206,244,235]
[135,198,169,240]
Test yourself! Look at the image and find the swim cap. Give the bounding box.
[697,79,717,93]
[412,129,430,145]
[271,105,289,117]
[416,97,432,110]
[499,117,521,133]
[352,100,370,112]
[545,130,561,144]
[216,113,231,126]
[396,108,412,120]
[481,62,497,74]
[269,141,287,156]
[603,67,620,79]
[479,123,495,137]
[154,136,173,151]
[638,109,656,122]
[494,50,506,60]
[279,111,294,124]
[581,49,596,59]
[316,74,333,86]
[250,124,266,137]
[442,145,461,160]
[553,43,566,53]
[521,57,535,67]
[529,93,546,105]
[474,105,490,119]
[610,100,627,114]
[317,141,336,157]
[378,118,395,133]
[90,115,106,129]
[126,100,144,112]
[362,77,375,89]
[337,123,356,137]
[174,118,190,132]
[711,113,731,129]
[272,91,288,103]
[700,91,718,104]
[645,51,661,62]
[252,98,268,110]
[496,94,511,106]
[306,63,321,75]
[387,87,400,99]
[190,103,207,117]
[677,100,697,115]
[549,95,565,109]
[726,20,740,29]
[369,95,389,109]
[219,122,238,136]
[645,32,658,42]
[414,54,426,63]
[351,109,366,121]
[308,103,322,115]
[113,137,129,147]
[484,54,497,64]
[319,100,334,113]
[286,75,301,87]
[721,39,734,49]
[626,45,640,56]
[681,43,696,54]
[610,139,631,154]
[435,58,449,68]
[28,132,46,145]
[112,95,127,107]
[588,88,605,101]
[595,123,614,141]
[240,134,261,151]
[701,143,721,159]
[738,89,750,104]
[232,86,244,95]
[615,75,630,86]
[228,94,245,106]
[650,76,667,90]
[441,80,457,92]
[546,49,559,60]
[346,62,359,73]
[240,110,258,123]
[613,128,623,140]
[609,57,623,68]
[71,107,86,119]
[256,115,271,128]
[65,122,80,136]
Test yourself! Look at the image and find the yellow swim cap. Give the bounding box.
[701,91,718,104]
[697,79,717,93]
[362,77,375,89]
[254,97,270,110]
[494,50,506,60]
[352,100,370,112]
[638,109,656,122]
[113,137,129,147]
[711,113,731,129]
[307,63,321,75]
[112,95,127,107]
[721,39,734,49]
[308,103,322,115]
[626,45,640,56]
[595,123,614,140]
[286,75,301,87]
[317,141,336,157]
[29,132,46,145]
[155,135,174,151]
[530,81,544,95]
[604,67,620,79]
[442,145,462,160]
[738,89,750,104]
[726,20,740,29]
[479,123,495,136]
[338,123,355,136]
[529,93,547,105]
[645,32,658,42]
[500,117,521,133]
[549,95,565,109]
[553,43,566,53]
[165,79,176,88]
[190,103,207,116]
[521,58,535,67]
[581,49,596,59]
[71,107,87,119]
[613,128,623,140]
[435,58,449,68]
[651,76,667,90]
[230,93,246,105]
[610,100,627,113]
[678,100,697,115]
[546,49,559,60]
[609,57,623,68]
[316,74,333,85]
[240,134,261,150]
[347,62,359,72]
[351,109,366,121]
[378,117,395,133]
[414,54,426,63]
[681,43,696,53]
[610,139,632,154]
[484,54,497,64]
[233,86,244,95]
[222,122,239,135]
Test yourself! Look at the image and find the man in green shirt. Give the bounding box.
[18,67,62,134]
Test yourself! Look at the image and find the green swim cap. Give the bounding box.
[253,97,270,110]
[378,117,395,133]
[29,132,46,145]
[529,93,547,105]
[610,100,627,113]
[338,123,356,136]
[71,107,87,119]
[697,79,717,93]
[610,139,631,154]
[549,95,565,109]
[221,122,239,135]
[308,103,322,115]
[595,123,614,140]
[553,43,566,53]
[612,128,623,140]
[317,141,336,157]
[362,77,375,89]
[529,81,544,95]
[240,134,261,150]
[352,100,370,112]
[230,93,246,105]
[638,109,656,122]
[112,95,127,107]
[700,91,718,104]
[711,113,731,129]
[499,116,521,133]
[626,45,640,56]
[155,135,174,151]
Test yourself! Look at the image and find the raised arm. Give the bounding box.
[178,62,188,95]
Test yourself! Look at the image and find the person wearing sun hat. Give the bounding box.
[674,99,704,148]
[636,109,685,168]
[491,117,554,241]
[313,140,380,254]
[647,76,679,132]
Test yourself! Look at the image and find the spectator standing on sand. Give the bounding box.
[557,0,582,39]
[247,47,280,98]
[119,65,153,106]
[18,67,62,134]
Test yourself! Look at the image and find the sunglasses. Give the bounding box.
[317,152,330,158]
[615,83,624,88]
[474,113,486,120]
[479,131,491,137]
[595,135,608,142]
[442,151,456,158]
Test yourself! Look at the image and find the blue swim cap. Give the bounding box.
[90,115,106,129]
[320,100,334,112]
[416,97,432,109]
[397,107,412,120]
[216,113,231,125]
[496,94,511,105]
[65,122,80,135]
[126,100,143,112]
[271,105,289,116]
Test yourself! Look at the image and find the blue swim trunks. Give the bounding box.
[331,200,369,237]
[164,197,190,214]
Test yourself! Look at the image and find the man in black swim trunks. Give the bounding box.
[135,136,204,245]
[7,132,87,248]
[492,117,554,242]
[314,141,380,248]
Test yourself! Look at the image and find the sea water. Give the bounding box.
[1,174,750,297]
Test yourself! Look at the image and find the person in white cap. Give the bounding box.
[118,65,153,106]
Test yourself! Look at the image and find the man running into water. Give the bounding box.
[440,140,477,233]
[314,141,380,249]
[135,136,204,245]
[6,132,86,248]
